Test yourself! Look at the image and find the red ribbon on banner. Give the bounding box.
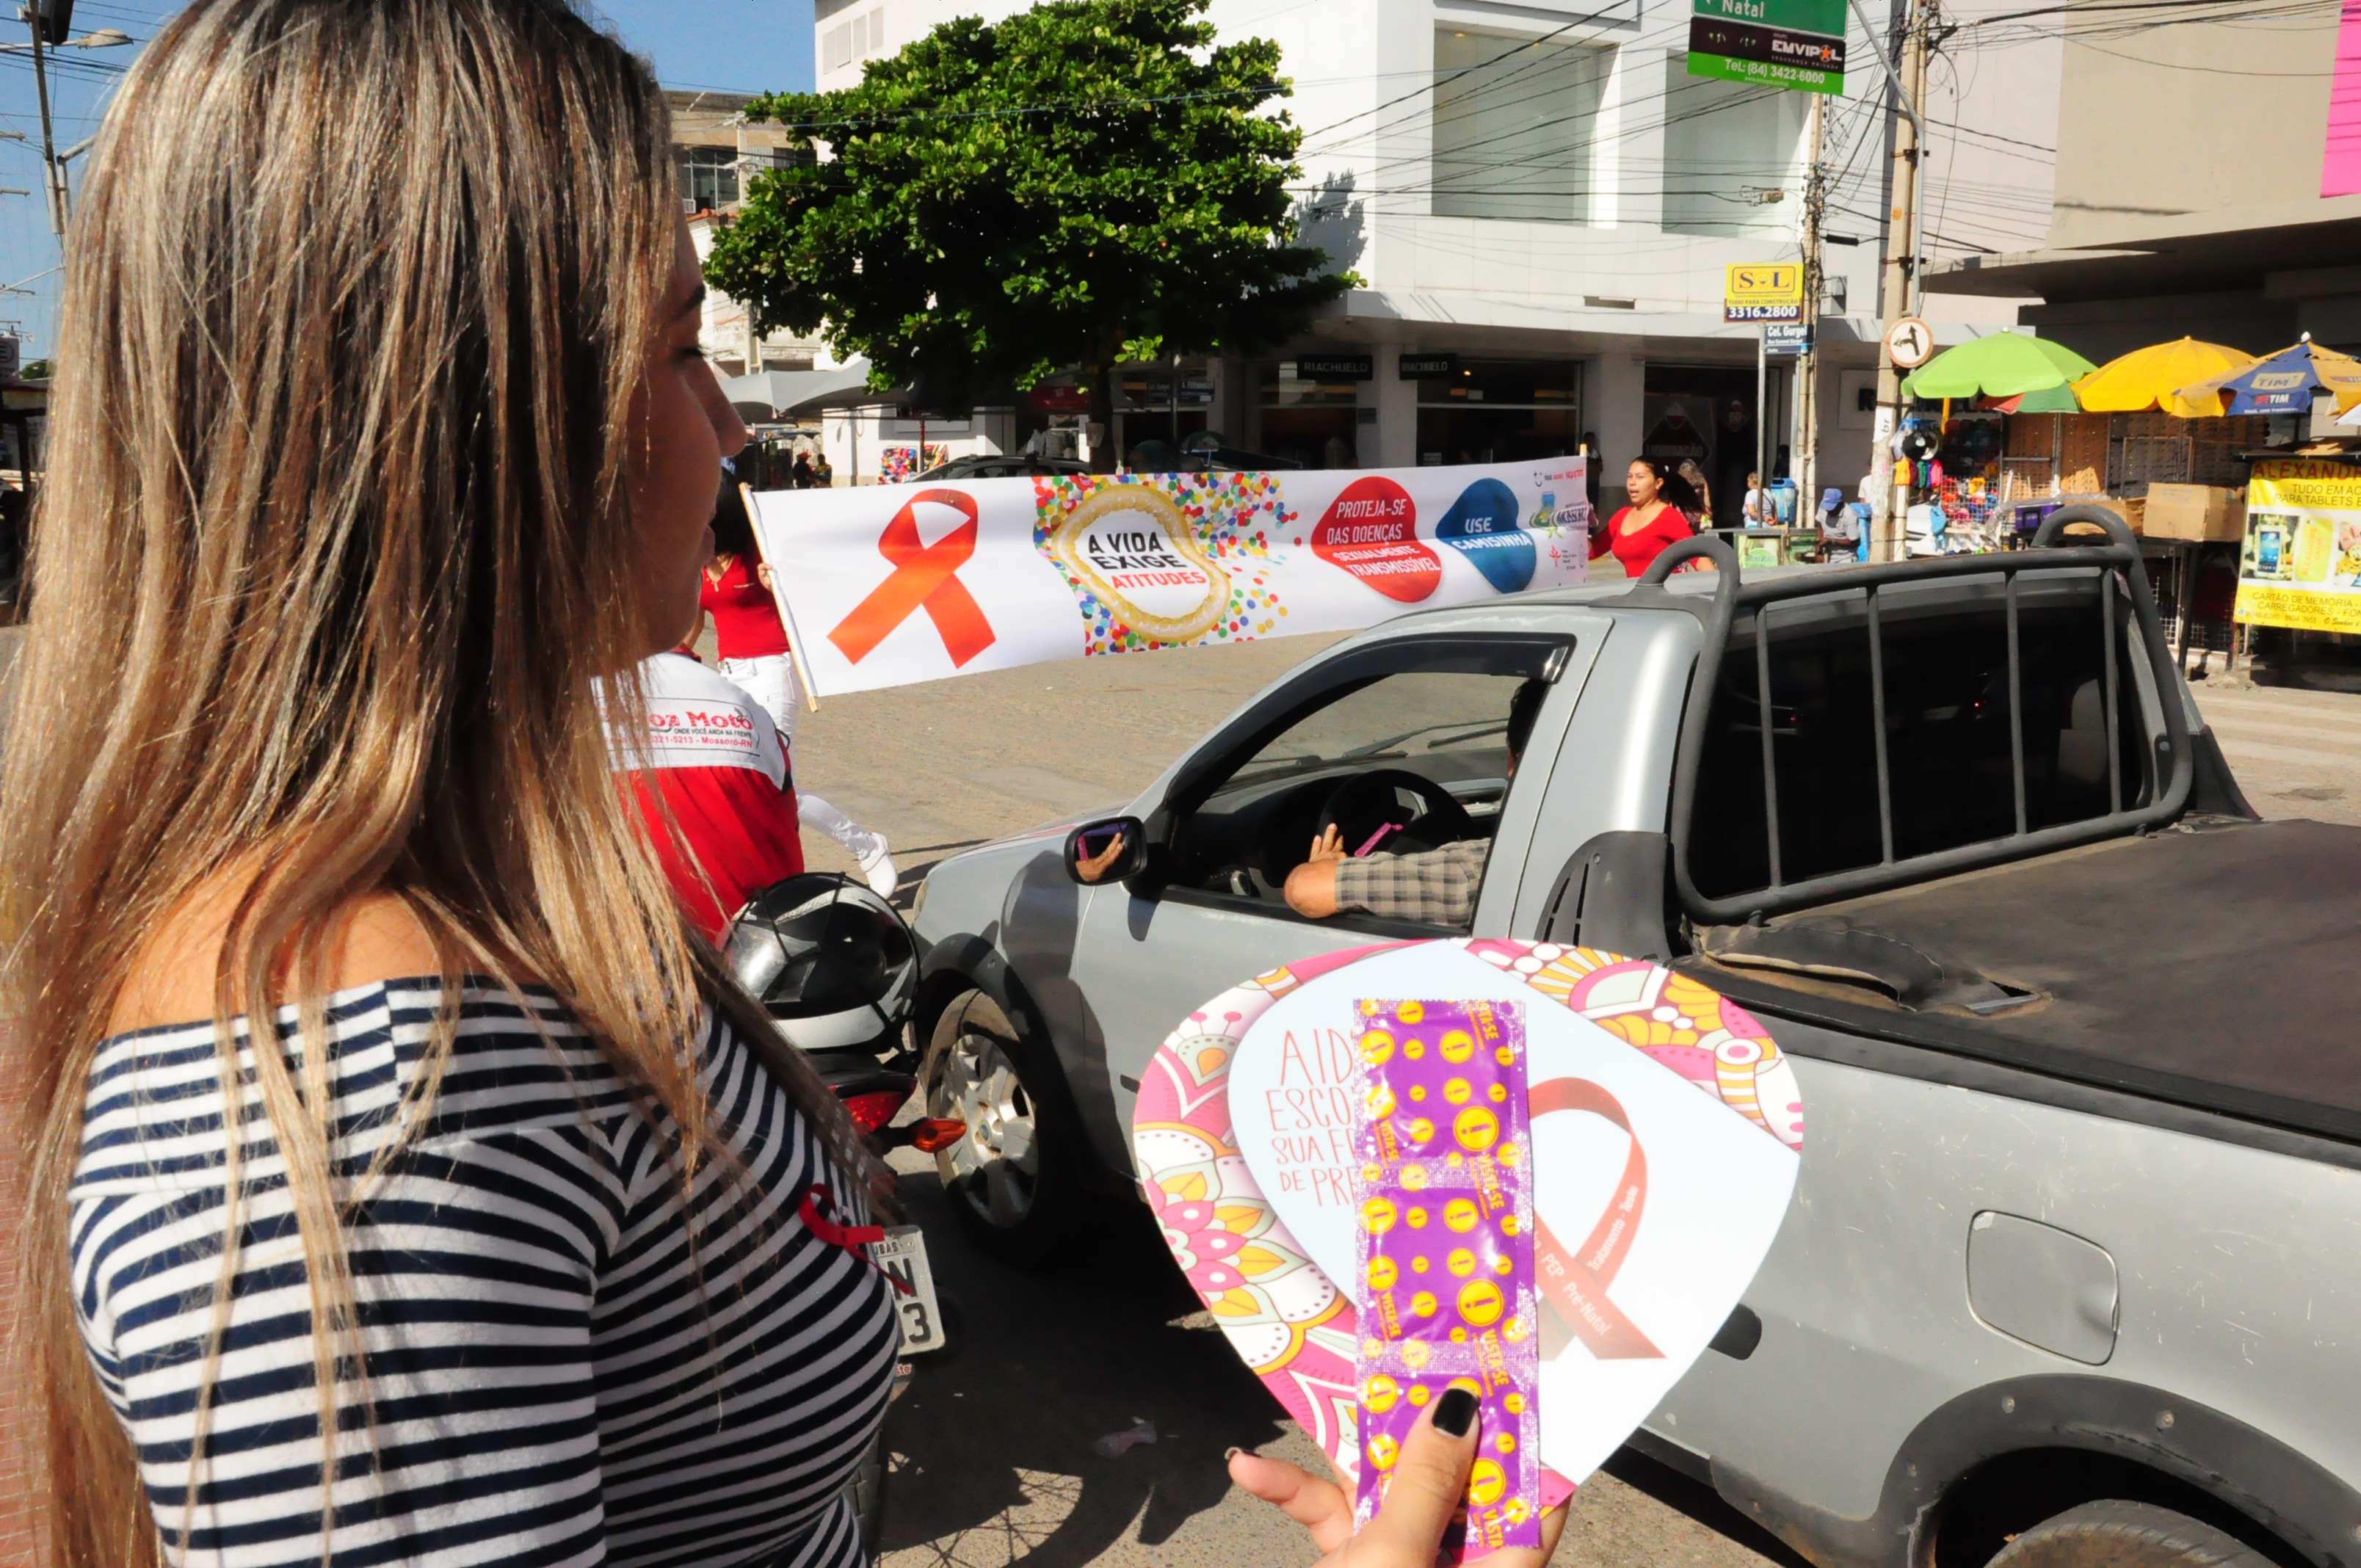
[827,488,998,667]
[1529,1077,1664,1360]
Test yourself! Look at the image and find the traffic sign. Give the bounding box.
[1726,263,1803,324]
[1689,0,1846,94]
[1884,316,1935,369]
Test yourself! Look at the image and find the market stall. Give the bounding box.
[1896,333,2096,553]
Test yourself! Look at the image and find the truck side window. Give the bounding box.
[1686,578,2151,901]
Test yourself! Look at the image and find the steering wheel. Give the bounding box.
[1310,769,1476,861]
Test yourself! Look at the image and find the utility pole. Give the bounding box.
[23,3,63,236]
[1852,0,1932,562]
[1796,92,1826,531]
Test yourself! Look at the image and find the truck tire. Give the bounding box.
[1985,1501,2274,1568]
[921,987,1085,1261]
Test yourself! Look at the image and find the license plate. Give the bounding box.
[874,1224,946,1354]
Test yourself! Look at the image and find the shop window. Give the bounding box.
[1114,362,1216,411]
[1414,359,1584,466]
[1416,358,1580,407]
[1432,29,1609,224]
[1259,362,1361,407]
[1659,60,1807,237]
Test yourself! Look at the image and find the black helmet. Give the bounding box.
[725,874,917,1053]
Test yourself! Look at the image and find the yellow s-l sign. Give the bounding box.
[1724,264,1802,304]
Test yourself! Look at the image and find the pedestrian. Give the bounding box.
[1679,457,1715,528]
[812,449,835,487]
[619,647,807,939]
[1742,470,1767,526]
[1593,459,1704,578]
[705,473,897,896]
[1,5,900,1564]
[791,448,816,487]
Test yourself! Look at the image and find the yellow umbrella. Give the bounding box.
[2072,337,2254,417]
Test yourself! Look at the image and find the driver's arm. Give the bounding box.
[1289,838,1491,927]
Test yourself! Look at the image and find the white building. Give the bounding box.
[811,0,2056,499]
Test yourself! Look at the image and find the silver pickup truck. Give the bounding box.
[908,512,2361,1568]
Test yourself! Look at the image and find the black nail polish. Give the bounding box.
[1434,1387,1479,1437]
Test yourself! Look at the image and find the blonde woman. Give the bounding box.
[1,3,900,1564]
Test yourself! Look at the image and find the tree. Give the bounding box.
[703,0,1352,454]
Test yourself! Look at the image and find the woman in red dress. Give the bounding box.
[1592,458,1703,578]
[702,476,898,896]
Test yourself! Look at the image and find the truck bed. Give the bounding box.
[1682,818,2361,1146]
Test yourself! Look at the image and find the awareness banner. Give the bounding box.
[747,459,1591,698]
[2237,459,2361,634]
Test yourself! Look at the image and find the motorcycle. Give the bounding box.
[722,872,961,1558]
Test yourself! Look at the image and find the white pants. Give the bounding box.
[717,654,886,864]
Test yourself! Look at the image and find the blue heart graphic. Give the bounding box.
[1435,479,1536,593]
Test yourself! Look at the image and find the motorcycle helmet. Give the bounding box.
[725,873,917,1053]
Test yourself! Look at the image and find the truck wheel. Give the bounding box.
[921,988,1083,1261]
[1985,1501,2274,1567]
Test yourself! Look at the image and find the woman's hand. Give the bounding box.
[757,561,776,592]
[1229,1387,1567,1568]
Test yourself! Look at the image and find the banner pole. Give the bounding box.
[744,482,824,711]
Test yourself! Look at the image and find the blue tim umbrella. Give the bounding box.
[2172,334,2361,418]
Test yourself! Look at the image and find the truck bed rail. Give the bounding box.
[1616,509,2194,926]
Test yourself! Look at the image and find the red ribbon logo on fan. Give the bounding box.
[1309,476,1440,603]
[828,488,998,667]
[1530,1078,1664,1360]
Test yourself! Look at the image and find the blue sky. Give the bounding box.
[0,0,816,356]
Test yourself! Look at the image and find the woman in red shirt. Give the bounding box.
[1592,458,1703,578]
[703,475,898,897]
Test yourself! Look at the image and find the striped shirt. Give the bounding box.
[70,977,899,1567]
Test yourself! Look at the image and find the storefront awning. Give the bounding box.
[719,361,879,421]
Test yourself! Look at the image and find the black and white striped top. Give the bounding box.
[70,977,899,1567]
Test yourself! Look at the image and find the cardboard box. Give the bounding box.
[2045,493,2144,537]
[2143,483,2246,542]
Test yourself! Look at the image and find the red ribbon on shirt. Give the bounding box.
[1529,1078,1664,1360]
[793,1184,912,1296]
[827,489,997,668]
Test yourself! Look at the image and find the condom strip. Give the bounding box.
[1350,998,1542,1558]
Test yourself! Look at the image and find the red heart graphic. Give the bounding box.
[1310,476,1440,603]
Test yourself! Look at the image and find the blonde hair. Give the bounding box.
[0,2,875,1561]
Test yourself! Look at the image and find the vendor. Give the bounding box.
[1277,680,1548,928]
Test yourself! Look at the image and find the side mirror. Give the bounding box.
[1065,815,1147,885]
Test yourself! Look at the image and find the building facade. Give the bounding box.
[810,0,2056,500]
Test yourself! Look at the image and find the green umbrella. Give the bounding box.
[1901,333,2097,400]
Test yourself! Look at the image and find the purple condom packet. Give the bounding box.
[1350,998,1542,1558]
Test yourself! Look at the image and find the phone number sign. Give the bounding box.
[1725,263,1803,324]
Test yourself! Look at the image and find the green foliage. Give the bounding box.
[703,0,1352,415]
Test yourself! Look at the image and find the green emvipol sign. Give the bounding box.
[1688,0,1846,93]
